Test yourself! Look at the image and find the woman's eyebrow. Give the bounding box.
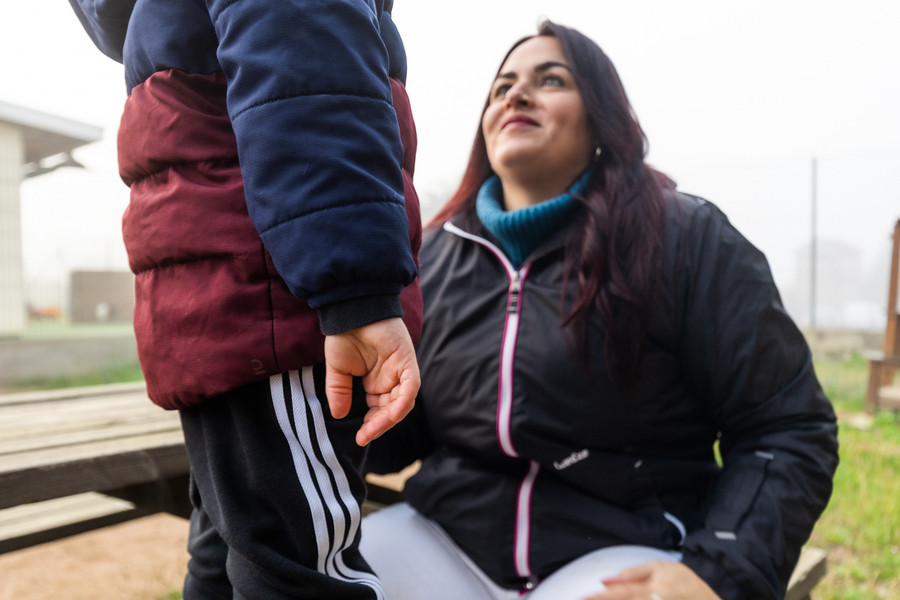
[494,61,572,83]
[534,61,572,73]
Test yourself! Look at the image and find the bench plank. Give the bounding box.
[0,382,149,407]
[786,546,828,600]
[0,492,144,554]
[0,417,182,456]
[0,437,188,509]
[0,385,188,510]
[0,396,171,441]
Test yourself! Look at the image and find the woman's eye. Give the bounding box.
[493,83,511,98]
[542,74,565,87]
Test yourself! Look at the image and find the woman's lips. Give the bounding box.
[501,115,538,130]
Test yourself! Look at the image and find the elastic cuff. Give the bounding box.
[318,294,403,335]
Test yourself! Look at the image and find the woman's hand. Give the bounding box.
[582,562,720,600]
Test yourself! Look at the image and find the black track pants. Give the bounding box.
[179,365,381,599]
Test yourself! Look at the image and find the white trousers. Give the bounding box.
[360,503,681,600]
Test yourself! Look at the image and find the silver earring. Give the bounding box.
[594,145,603,159]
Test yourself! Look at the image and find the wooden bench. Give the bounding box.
[867,354,900,413]
[0,382,190,552]
[786,546,828,600]
[0,383,828,597]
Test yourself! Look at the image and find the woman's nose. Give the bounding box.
[505,83,531,107]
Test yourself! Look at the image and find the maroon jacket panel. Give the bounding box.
[119,70,421,409]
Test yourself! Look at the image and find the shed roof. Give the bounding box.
[0,99,103,165]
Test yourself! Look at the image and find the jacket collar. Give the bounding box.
[445,207,584,268]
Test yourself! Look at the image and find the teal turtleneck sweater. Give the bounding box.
[475,172,589,268]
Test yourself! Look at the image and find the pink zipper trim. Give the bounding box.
[497,267,527,457]
[514,461,540,579]
[443,221,537,583]
[443,222,526,457]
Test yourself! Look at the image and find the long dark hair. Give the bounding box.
[430,21,672,383]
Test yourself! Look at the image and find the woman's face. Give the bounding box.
[482,36,594,192]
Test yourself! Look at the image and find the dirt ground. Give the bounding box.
[0,514,190,600]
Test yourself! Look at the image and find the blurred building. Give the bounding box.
[70,270,133,323]
[0,99,101,337]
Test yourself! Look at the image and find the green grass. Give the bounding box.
[1,321,143,393]
[21,319,135,339]
[810,354,900,599]
[0,362,144,393]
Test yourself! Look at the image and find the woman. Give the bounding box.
[362,21,838,600]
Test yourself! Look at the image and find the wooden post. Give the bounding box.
[883,219,900,385]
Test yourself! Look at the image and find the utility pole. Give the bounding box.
[810,157,818,331]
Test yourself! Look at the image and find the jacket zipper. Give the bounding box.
[498,268,525,457]
[443,222,539,586]
[508,270,522,313]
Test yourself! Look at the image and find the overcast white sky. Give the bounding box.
[3,1,899,327]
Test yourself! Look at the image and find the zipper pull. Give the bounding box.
[508,271,522,313]
[522,575,540,592]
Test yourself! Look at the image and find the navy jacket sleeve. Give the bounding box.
[204,0,416,311]
[676,199,839,599]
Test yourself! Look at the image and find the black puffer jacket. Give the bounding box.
[367,191,838,599]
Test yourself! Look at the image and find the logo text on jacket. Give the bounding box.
[554,449,589,470]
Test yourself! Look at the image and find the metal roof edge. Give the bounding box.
[0,99,103,144]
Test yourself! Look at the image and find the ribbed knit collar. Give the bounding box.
[475,172,589,267]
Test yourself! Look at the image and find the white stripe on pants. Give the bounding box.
[271,367,385,600]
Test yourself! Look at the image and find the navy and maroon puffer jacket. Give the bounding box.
[69,0,422,409]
